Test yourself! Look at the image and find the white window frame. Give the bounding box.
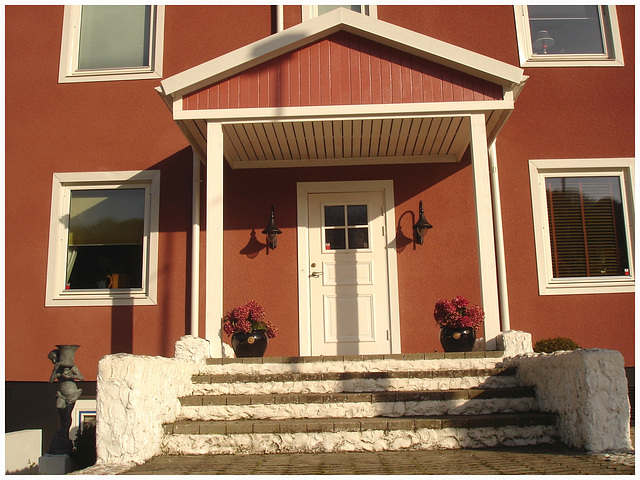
[302,5,377,21]
[58,5,165,83]
[45,170,160,306]
[529,158,634,295]
[514,5,624,67]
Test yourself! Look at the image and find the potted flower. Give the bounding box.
[433,296,484,352]
[223,300,278,357]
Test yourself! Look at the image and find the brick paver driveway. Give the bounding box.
[120,443,634,475]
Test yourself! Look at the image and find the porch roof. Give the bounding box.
[158,8,527,167]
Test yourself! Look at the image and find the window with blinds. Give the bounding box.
[78,6,153,71]
[545,176,630,278]
[58,5,164,83]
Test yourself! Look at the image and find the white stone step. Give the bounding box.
[162,413,559,455]
[178,387,537,421]
[191,355,518,396]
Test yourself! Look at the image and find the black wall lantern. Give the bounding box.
[262,205,282,250]
[413,200,433,245]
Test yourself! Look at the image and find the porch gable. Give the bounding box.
[183,31,504,111]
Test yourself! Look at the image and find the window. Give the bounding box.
[514,5,624,67]
[323,204,370,250]
[59,5,164,83]
[46,171,160,306]
[302,5,377,21]
[529,159,634,295]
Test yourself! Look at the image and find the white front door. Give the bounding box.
[305,189,393,355]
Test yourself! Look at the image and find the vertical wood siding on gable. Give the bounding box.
[183,31,503,110]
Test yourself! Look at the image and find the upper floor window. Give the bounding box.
[529,158,634,295]
[59,5,165,83]
[302,5,377,21]
[514,5,624,67]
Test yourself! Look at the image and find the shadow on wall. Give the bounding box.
[240,229,268,259]
[106,147,194,357]
[395,210,416,253]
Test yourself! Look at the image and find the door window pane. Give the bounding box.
[348,228,369,249]
[78,5,152,70]
[527,5,605,55]
[347,205,368,226]
[67,189,145,289]
[545,176,629,278]
[325,229,346,250]
[324,206,345,226]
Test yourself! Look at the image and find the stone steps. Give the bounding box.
[190,354,519,395]
[161,353,559,455]
[177,387,538,421]
[165,412,558,436]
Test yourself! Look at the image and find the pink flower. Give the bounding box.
[235,318,252,334]
[221,301,278,338]
[265,321,279,339]
[247,300,265,322]
[232,304,250,322]
[433,296,484,330]
[223,322,235,335]
[434,300,455,324]
[452,296,469,309]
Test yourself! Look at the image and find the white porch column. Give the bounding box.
[190,152,201,337]
[206,122,224,357]
[469,114,501,349]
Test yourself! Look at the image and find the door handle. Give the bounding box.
[310,271,323,278]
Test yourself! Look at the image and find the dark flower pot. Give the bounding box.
[231,330,268,357]
[439,327,476,352]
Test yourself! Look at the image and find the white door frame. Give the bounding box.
[297,180,401,356]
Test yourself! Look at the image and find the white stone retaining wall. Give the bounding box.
[503,348,632,453]
[95,353,198,465]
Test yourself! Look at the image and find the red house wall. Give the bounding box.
[5,5,635,384]
[5,5,275,382]
[382,5,636,365]
[221,157,481,357]
[496,7,636,361]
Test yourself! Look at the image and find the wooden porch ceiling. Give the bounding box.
[179,109,508,169]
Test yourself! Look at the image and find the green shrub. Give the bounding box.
[71,424,96,469]
[533,337,581,354]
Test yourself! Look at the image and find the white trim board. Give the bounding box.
[172,101,514,123]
